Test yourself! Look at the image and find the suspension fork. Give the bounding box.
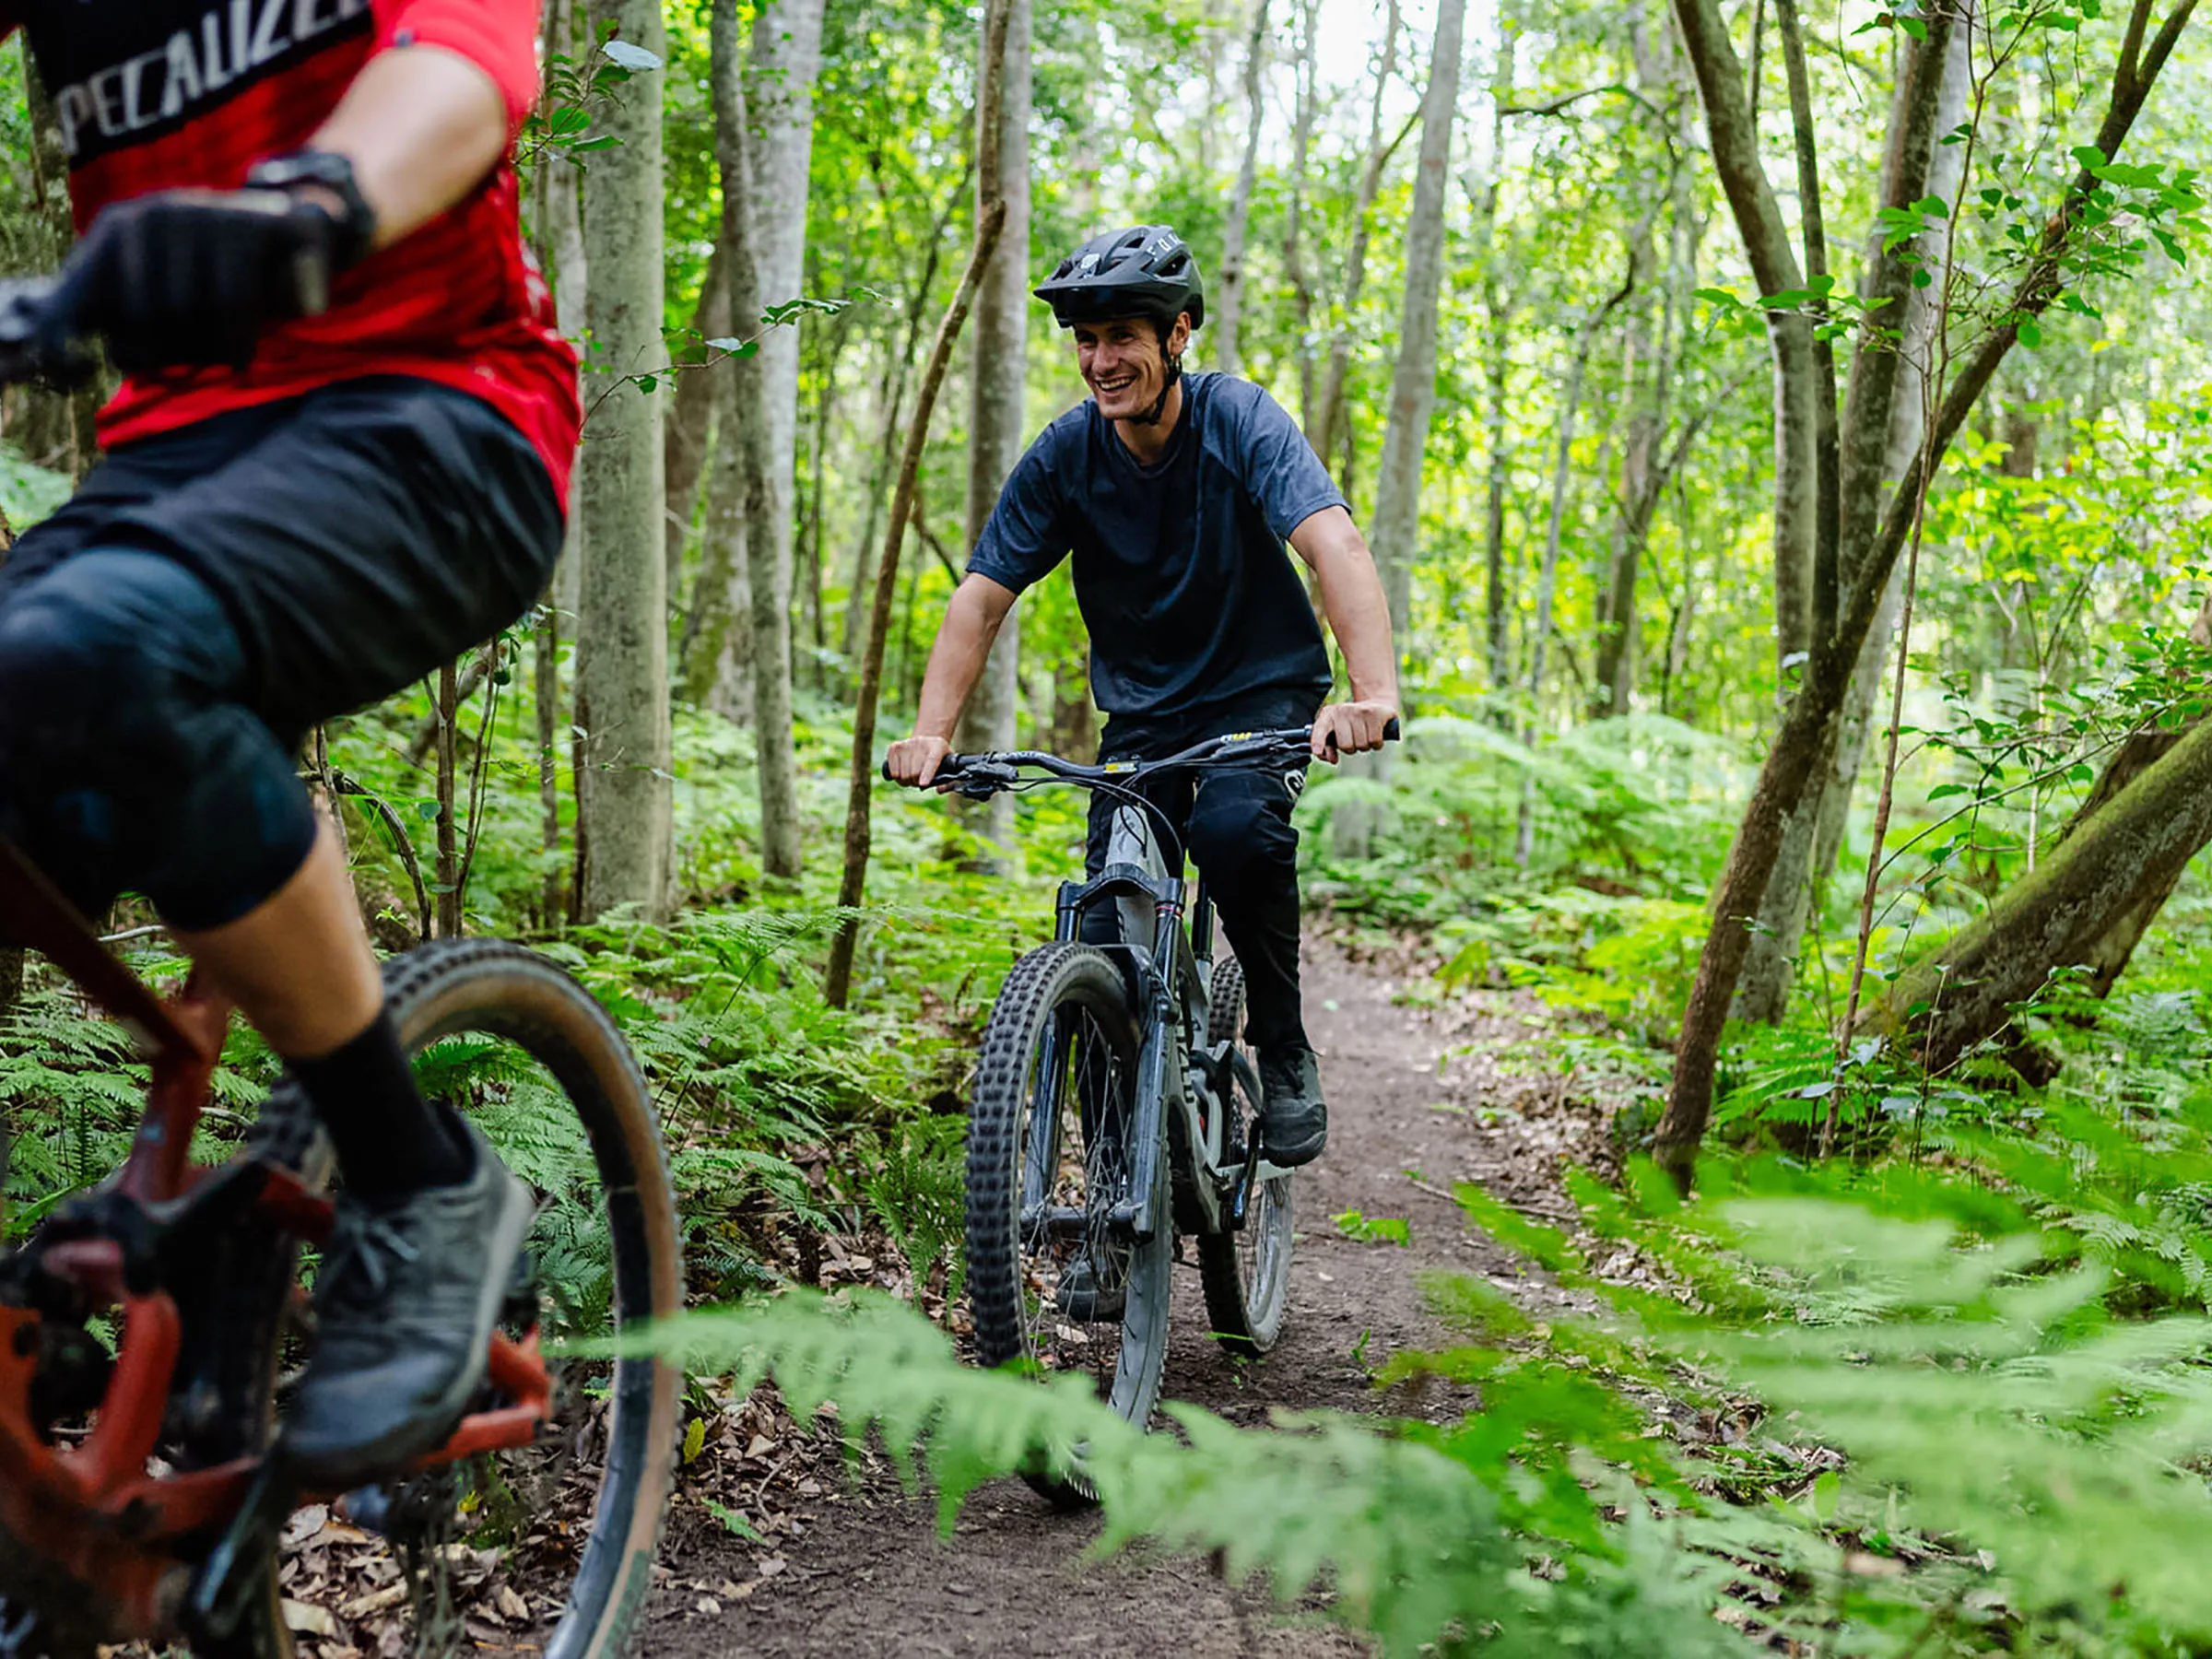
[1117,897,1185,1241]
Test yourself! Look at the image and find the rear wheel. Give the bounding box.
[1197,958,1293,1358]
[965,942,1167,1505]
[229,940,684,1659]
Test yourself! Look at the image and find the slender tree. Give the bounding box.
[1331,0,1462,861]
[1305,0,1406,465]
[952,0,1034,865]
[749,0,827,679]
[825,0,1014,1007]
[573,0,672,921]
[707,0,802,877]
[1209,0,1268,377]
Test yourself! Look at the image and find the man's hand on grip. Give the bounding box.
[887,734,954,788]
[1312,700,1397,761]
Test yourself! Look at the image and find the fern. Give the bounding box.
[860,1117,967,1301]
[620,1292,1754,1657]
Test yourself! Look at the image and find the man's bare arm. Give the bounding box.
[886,574,1019,785]
[1288,506,1400,759]
[308,48,512,250]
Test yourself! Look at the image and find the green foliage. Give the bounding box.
[625,1292,1752,1658]
[1333,1208,1411,1246]
[861,1115,967,1300]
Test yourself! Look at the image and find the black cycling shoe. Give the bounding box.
[1053,1254,1126,1324]
[1258,1046,1328,1167]
[282,1118,534,1488]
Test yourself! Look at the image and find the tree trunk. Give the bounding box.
[952,0,1033,867]
[1654,0,2201,1183]
[572,0,672,923]
[840,168,967,667]
[1590,10,1688,719]
[1877,709,2212,1076]
[712,0,802,879]
[1666,0,1818,678]
[434,661,463,938]
[1733,17,1964,1024]
[1306,0,1404,465]
[1328,0,1461,863]
[11,50,101,477]
[748,0,827,694]
[1280,0,1323,426]
[527,3,582,932]
[824,0,1012,1008]
[1515,283,1630,863]
[1210,0,1268,378]
[665,247,728,611]
[1474,28,1515,699]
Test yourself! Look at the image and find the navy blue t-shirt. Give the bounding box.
[967,371,1345,720]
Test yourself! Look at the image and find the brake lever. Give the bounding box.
[948,759,1018,798]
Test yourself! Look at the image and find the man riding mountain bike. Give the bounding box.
[888,224,1400,1170]
[0,0,570,1485]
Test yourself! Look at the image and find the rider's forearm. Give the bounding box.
[307,47,514,250]
[913,580,1011,740]
[1311,531,1400,708]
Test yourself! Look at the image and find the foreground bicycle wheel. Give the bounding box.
[1196,957,1294,1358]
[965,942,1167,1504]
[229,940,685,1659]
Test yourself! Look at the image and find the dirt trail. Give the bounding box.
[637,946,1527,1658]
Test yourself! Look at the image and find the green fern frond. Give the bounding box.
[618,1293,1751,1657]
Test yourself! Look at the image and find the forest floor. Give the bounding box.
[632,938,1630,1658]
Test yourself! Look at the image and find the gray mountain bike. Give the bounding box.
[888,719,1394,1501]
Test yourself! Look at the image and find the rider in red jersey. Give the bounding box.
[0,0,576,1485]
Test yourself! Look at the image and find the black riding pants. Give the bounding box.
[0,376,562,930]
[1078,688,1321,1055]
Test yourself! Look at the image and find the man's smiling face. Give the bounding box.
[1073,312,1192,420]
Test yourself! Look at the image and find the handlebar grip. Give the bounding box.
[1383,717,1401,742]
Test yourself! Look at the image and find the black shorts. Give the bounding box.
[0,375,562,928]
[1,374,563,747]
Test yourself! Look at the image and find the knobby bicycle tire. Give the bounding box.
[1195,958,1294,1358]
[965,942,1167,1505]
[223,939,684,1659]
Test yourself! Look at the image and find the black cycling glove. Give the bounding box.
[57,188,345,376]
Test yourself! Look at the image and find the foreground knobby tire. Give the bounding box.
[965,942,1167,1504]
[1196,958,1294,1358]
[228,940,684,1659]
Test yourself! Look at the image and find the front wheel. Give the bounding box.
[1197,957,1294,1358]
[237,940,684,1659]
[966,942,1168,1504]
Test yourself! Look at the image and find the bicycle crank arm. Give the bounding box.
[185,1455,295,1644]
[1228,1144,1295,1229]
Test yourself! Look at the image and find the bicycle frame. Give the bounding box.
[1049,819,1258,1244]
[0,841,552,1642]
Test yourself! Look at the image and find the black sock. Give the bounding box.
[288,1008,474,1199]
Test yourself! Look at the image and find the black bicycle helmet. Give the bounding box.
[1035,226,1206,332]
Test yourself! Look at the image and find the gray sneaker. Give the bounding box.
[283,1118,534,1487]
[1258,1046,1327,1166]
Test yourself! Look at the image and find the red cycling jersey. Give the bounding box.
[2,0,580,503]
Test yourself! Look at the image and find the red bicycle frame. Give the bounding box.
[0,841,551,1641]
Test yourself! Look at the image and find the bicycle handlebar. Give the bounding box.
[881,717,1400,795]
